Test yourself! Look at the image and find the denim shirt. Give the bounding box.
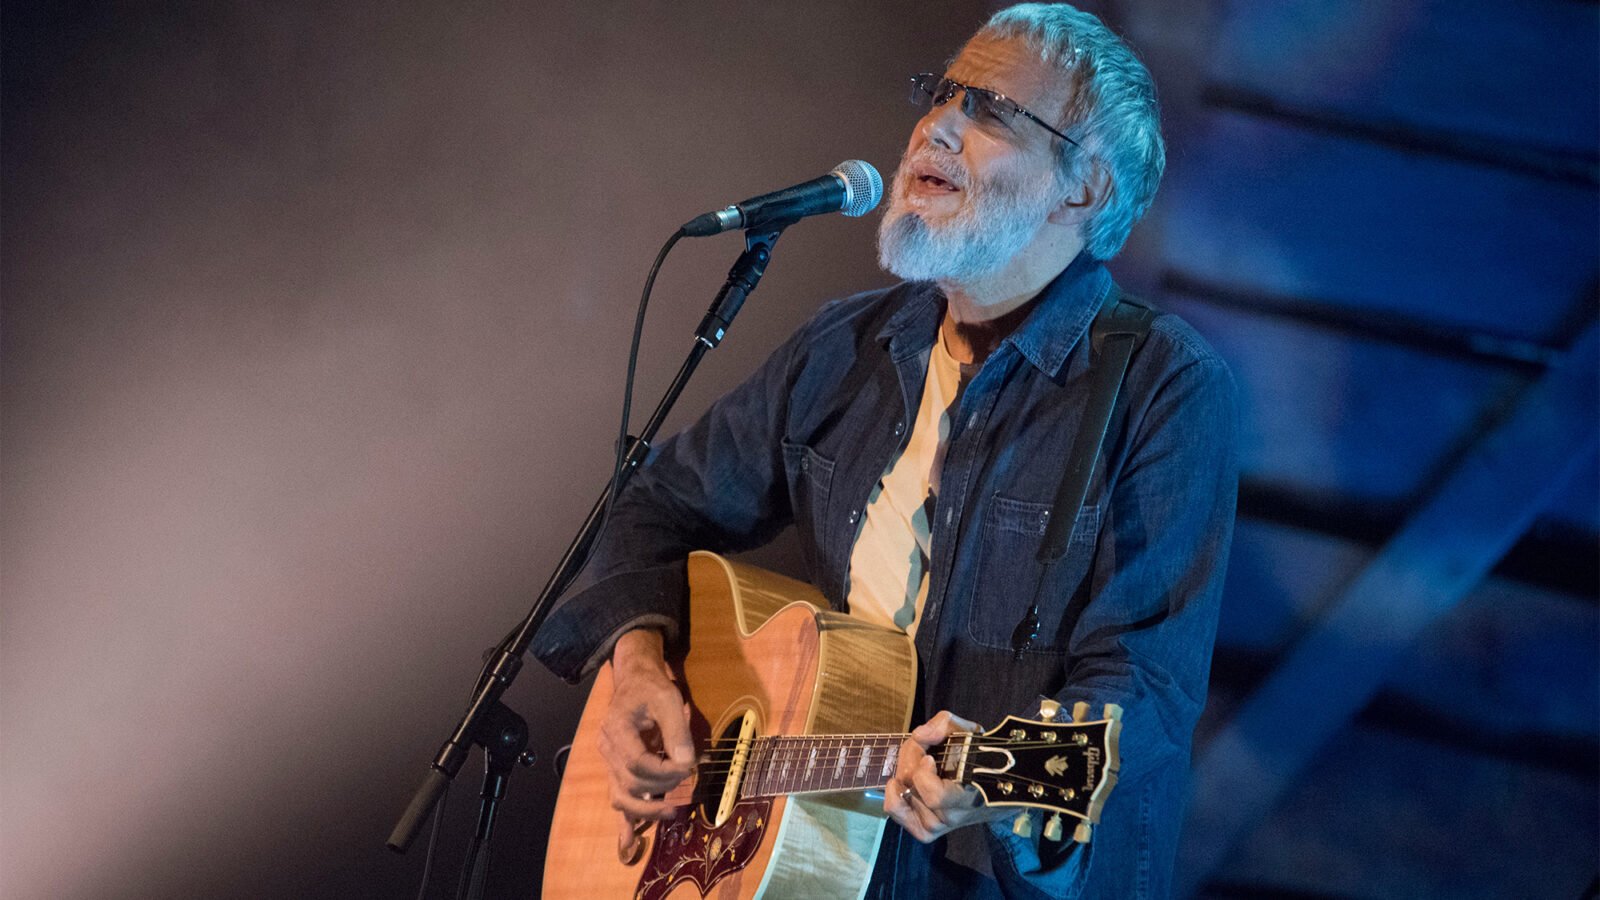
[533,252,1238,899]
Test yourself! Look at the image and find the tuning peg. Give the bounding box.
[1073,822,1093,843]
[1043,813,1063,842]
[1102,702,1124,722]
[1070,701,1089,723]
[1037,698,1061,721]
[1011,811,1032,838]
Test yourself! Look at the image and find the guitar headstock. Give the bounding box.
[942,699,1121,844]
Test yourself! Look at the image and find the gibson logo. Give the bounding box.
[1083,747,1101,787]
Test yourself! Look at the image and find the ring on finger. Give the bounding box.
[899,786,915,805]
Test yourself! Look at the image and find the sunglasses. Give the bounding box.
[908,73,1082,150]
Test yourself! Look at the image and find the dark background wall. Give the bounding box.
[2,3,1594,899]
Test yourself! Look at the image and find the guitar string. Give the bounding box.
[692,733,1103,751]
[653,742,957,783]
[693,729,1107,742]
[684,758,1066,784]
[683,737,1092,769]
[672,741,1090,783]
[728,759,1095,805]
[729,761,1095,804]
[682,737,1096,770]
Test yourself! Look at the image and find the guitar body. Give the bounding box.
[543,551,918,900]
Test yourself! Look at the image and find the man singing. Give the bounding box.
[534,3,1237,896]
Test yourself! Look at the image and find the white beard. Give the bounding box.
[876,154,1062,283]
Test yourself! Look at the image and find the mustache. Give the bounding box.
[897,150,972,192]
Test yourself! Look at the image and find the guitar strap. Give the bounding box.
[1010,286,1157,658]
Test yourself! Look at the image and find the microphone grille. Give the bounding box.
[833,160,883,217]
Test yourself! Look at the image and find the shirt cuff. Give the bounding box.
[528,564,687,681]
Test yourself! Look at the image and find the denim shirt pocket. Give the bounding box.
[781,438,836,575]
[966,494,1101,653]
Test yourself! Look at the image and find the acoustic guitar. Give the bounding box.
[543,551,1121,899]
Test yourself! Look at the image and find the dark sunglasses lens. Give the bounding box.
[962,88,1004,124]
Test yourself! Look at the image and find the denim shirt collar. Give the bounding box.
[875,251,1114,377]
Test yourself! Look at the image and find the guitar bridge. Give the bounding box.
[713,710,758,827]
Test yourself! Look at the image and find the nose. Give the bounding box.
[918,94,968,153]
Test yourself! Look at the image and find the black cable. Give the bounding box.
[602,228,687,559]
[406,229,689,898]
[481,228,687,672]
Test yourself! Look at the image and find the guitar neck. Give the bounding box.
[737,733,964,799]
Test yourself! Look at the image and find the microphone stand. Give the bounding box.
[387,224,789,900]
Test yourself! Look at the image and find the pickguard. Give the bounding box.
[635,798,773,900]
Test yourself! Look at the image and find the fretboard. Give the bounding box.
[739,735,906,799]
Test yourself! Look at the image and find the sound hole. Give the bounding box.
[691,716,745,826]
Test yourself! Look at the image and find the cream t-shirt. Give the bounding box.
[845,331,968,637]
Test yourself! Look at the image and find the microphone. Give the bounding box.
[679,160,883,237]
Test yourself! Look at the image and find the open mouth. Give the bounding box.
[910,163,961,192]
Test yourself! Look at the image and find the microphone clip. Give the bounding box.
[694,227,787,347]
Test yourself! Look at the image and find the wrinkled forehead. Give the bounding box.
[945,33,1077,118]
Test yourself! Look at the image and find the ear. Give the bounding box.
[1046,159,1110,227]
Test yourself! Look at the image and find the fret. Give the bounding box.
[768,738,783,796]
[745,737,765,798]
[739,734,916,798]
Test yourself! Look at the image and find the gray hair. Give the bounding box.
[977,3,1165,260]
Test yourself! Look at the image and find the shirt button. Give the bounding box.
[848,509,860,524]
[800,456,810,473]
[893,420,906,436]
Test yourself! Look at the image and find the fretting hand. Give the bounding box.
[884,710,1014,842]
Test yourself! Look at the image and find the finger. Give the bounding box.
[597,725,678,797]
[648,692,695,769]
[928,755,979,809]
[608,774,684,821]
[615,812,647,864]
[885,777,915,816]
[600,710,652,771]
[886,782,935,843]
[612,792,681,821]
[943,712,980,733]
[600,698,692,788]
[908,771,962,835]
[611,685,693,779]
[911,795,948,838]
[624,763,689,794]
[909,710,953,746]
[902,787,949,841]
[618,740,693,785]
[893,738,926,784]
[605,750,689,808]
[911,709,978,746]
